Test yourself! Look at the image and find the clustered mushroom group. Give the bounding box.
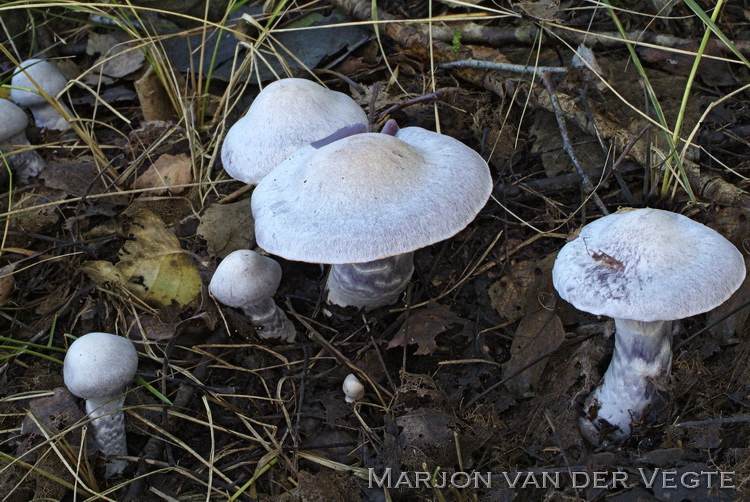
[0,57,73,183]
[60,76,746,479]
[213,77,492,317]
[214,78,747,447]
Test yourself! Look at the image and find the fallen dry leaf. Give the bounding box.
[502,306,566,397]
[0,264,16,304]
[84,32,145,84]
[134,153,193,195]
[135,66,178,122]
[489,252,557,322]
[82,208,202,308]
[197,198,255,258]
[388,303,462,355]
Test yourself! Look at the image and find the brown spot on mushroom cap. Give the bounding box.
[552,208,746,321]
[220,78,367,185]
[251,127,492,264]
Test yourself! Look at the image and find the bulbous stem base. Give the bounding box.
[242,297,296,342]
[3,132,45,182]
[326,253,415,310]
[580,319,673,446]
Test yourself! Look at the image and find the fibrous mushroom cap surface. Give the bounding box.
[63,332,138,400]
[552,208,746,321]
[251,127,492,264]
[220,78,367,184]
[10,59,68,107]
[0,99,29,139]
[209,249,282,308]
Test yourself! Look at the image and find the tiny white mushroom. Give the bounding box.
[63,332,138,478]
[209,250,296,342]
[552,208,746,445]
[343,374,365,403]
[221,78,367,185]
[11,58,72,131]
[0,99,45,182]
[251,127,492,310]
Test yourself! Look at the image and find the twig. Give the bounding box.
[673,415,750,427]
[540,72,609,215]
[438,59,567,74]
[375,87,461,122]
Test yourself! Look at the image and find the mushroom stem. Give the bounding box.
[326,253,415,310]
[580,319,673,445]
[28,100,72,132]
[2,131,46,182]
[84,394,129,478]
[241,297,296,342]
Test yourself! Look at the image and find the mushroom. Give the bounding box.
[0,98,45,182]
[251,127,492,310]
[209,249,296,342]
[11,58,72,131]
[343,374,365,403]
[552,208,746,445]
[63,332,138,478]
[221,78,367,185]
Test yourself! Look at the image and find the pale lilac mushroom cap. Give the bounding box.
[210,250,282,308]
[209,250,296,342]
[251,127,493,264]
[552,208,746,322]
[63,332,138,478]
[11,58,72,131]
[220,78,367,185]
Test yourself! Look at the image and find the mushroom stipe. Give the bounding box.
[552,208,746,445]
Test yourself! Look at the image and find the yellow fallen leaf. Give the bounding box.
[83,209,201,307]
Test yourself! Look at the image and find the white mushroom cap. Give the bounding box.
[0,98,29,140]
[221,78,367,185]
[252,127,492,264]
[63,332,138,400]
[11,59,67,107]
[11,58,71,131]
[342,373,365,403]
[209,250,282,308]
[553,208,746,322]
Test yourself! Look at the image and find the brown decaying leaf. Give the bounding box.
[387,303,462,355]
[489,252,557,322]
[502,306,566,397]
[196,198,255,258]
[39,157,107,196]
[134,66,178,122]
[0,264,16,304]
[134,153,193,195]
[82,208,202,308]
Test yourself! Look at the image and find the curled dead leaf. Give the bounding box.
[133,153,193,195]
[388,304,462,355]
[82,208,202,308]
